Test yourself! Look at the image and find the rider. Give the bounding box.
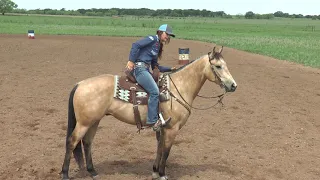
[126,24,175,131]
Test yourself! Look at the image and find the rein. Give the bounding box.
[165,52,227,114]
[196,93,224,99]
[167,74,225,115]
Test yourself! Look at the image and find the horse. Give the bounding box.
[60,46,237,180]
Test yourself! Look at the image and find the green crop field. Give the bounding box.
[1,14,320,68]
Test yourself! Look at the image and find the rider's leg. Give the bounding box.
[134,67,159,125]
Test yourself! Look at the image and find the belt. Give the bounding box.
[135,62,150,68]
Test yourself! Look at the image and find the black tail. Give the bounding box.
[66,84,84,168]
[66,84,78,144]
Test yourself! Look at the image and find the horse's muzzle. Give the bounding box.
[230,83,237,92]
[225,82,237,92]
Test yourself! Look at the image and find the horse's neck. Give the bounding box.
[170,57,208,104]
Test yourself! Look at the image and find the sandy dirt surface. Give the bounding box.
[0,34,320,180]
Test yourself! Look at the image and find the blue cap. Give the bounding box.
[158,24,175,37]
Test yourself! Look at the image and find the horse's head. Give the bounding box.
[205,46,237,92]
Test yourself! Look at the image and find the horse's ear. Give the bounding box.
[208,46,216,59]
[219,46,224,54]
[212,46,216,53]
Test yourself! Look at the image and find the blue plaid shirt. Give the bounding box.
[129,35,171,72]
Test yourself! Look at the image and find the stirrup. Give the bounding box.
[161,117,171,127]
[141,113,171,132]
[152,117,171,132]
[159,113,171,127]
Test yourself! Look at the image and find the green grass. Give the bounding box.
[1,15,320,68]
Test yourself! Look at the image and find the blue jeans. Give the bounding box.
[134,64,159,125]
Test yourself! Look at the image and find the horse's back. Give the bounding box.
[73,74,116,121]
[77,74,115,85]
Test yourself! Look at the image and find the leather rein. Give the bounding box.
[166,54,226,115]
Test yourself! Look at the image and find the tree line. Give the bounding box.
[11,7,230,18]
[245,11,320,20]
[1,0,320,20]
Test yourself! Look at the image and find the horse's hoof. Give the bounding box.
[152,172,160,179]
[60,174,70,180]
[159,176,168,180]
[92,175,99,180]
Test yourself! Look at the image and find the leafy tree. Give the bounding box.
[292,14,304,18]
[0,0,17,15]
[262,13,274,19]
[214,11,226,17]
[245,11,255,19]
[274,11,284,17]
[11,8,26,14]
[77,9,86,15]
[283,13,290,18]
[105,9,118,16]
[43,8,52,14]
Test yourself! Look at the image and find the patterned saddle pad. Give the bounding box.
[113,74,170,105]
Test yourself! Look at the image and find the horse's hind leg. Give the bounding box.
[83,120,101,179]
[73,140,85,170]
[61,123,89,180]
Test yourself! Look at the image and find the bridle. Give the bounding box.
[167,53,226,115]
[208,52,224,89]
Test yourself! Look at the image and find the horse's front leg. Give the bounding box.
[152,131,162,179]
[158,127,179,180]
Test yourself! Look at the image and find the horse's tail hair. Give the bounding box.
[66,84,84,167]
[66,84,78,143]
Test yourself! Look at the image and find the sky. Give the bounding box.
[13,0,319,15]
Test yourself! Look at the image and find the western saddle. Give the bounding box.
[113,68,170,132]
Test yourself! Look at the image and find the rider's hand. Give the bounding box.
[171,67,177,71]
[126,61,135,70]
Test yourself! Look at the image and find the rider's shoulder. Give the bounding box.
[144,35,157,41]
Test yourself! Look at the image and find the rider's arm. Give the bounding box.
[151,60,172,72]
[158,65,172,72]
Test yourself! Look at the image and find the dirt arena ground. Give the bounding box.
[1,34,320,180]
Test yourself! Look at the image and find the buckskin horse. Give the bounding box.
[61,46,237,180]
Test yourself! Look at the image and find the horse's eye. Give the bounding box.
[216,65,222,69]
